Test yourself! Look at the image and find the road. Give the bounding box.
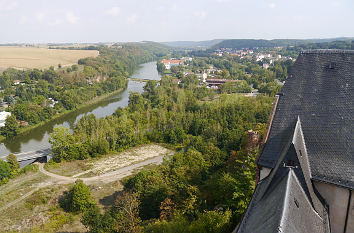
[38,155,164,184]
[0,155,165,211]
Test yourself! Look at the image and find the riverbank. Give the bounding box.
[0,84,128,144]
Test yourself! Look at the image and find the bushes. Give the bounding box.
[6,153,20,176]
[144,210,232,233]
[0,159,11,185]
[60,180,96,213]
[82,192,142,233]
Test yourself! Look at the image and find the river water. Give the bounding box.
[0,62,161,159]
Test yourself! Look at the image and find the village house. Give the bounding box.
[161,59,184,69]
[205,78,241,88]
[0,111,11,127]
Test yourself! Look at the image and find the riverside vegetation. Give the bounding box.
[1,43,278,232]
[0,44,156,139]
[1,40,352,232]
[49,71,273,232]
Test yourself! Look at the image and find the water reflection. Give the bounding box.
[0,62,160,158]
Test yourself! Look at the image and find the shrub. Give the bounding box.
[60,179,96,213]
[0,159,11,185]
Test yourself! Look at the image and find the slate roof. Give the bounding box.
[258,49,354,189]
[237,118,330,233]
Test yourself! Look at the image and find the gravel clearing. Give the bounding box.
[72,144,173,177]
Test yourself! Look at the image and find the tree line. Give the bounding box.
[0,45,157,138]
[49,73,273,232]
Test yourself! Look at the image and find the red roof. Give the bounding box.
[161,60,183,64]
[206,79,241,82]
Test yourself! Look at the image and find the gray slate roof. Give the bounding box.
[237,118,330,233]
[258,49,354,189]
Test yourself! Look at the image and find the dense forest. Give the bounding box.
[0,44,158,139]
[49,71,273,232]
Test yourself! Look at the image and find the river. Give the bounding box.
[0,61,161,159]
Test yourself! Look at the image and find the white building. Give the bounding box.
[0,111,11,127]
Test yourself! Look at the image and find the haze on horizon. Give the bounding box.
[0,0,353,43]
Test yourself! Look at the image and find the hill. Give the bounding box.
[211,37,354,49]
[161,39,224,49]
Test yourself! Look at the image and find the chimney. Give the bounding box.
[247,130,260,153]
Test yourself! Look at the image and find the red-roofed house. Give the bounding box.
[161,60,184,69]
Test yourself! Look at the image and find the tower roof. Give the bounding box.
[258,49,354,189]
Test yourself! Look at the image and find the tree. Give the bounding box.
[49,126,75,162]
[71,64,78,71]
[111,192,142,233]
[128,92,145,113]
[42,69,57,83]
[0,159,11,184]
[188,210,232,233]
[62,179,96,213]
[258,81,282,96]
[82,205,115,233]
[219,80,252,94]
[6,153,20,176]
[2,115,19,138]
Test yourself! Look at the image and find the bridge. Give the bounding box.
[1,148,52,168]
[128,78,157,82]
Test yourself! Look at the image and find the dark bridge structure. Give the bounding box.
[1,148,52,168]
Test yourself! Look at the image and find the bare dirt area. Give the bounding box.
[47,144,173,178]
[77,144,173,177]
[0,144,173,232]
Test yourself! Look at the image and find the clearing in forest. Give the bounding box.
[46,144,174,178]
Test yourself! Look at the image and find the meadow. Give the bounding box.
[0,46,99,70]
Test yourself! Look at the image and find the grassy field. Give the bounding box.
[0,46,99,70]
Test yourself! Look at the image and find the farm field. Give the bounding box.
[0,46,99,70]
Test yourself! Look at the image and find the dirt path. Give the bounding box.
[38,155,164,184]
[1,155,165,212]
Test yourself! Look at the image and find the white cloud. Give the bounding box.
[292,15,305,22]
[128,13,137,24]
[156,5,165,12]
[194,11,208,20]
[66,11,79,24]
[35,12,45,22]
[19,16,28,24]
[49,19,64,26]
[0,0,18,11]
[268,3,276,9]
[172,3,177,10]
[332,1,340,7]
[106,6,120,16]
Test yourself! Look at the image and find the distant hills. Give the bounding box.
[159,37,354,50]
[211,38,354,50]
[160,39,224,49]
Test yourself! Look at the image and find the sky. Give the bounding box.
[0,0,353,43]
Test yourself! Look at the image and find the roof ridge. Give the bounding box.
[301,49,354,54]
